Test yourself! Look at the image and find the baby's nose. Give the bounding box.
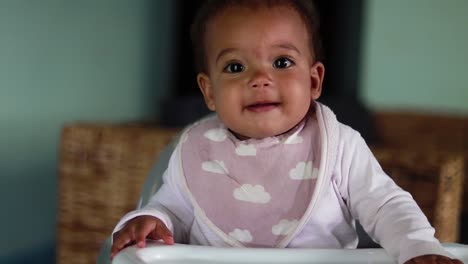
[248,70,272,88]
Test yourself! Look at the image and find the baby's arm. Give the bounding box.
[405,255,463,263]
[110,143,194,256]
[337,126,457,263]
[111,215,174,259]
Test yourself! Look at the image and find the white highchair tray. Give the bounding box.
[112,241,468,264]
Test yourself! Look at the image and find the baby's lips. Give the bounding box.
[246,102,280,112]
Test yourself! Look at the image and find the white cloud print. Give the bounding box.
[202,160,228,174]
[284,135,303,144]
[272,219,299,235]
[204,128,227,142]
[233,184,271,204]
[289,161,319,180]
[235,144,257,156]
[229,228,253,243]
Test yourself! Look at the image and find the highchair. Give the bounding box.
[56,122,466,264]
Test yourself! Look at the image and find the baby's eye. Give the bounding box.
[273,57,294,69]
[223,63,245,73]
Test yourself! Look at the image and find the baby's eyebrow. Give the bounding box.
[216,48,237,64]
[273,42,301,55]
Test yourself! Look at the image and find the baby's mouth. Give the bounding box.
[245,102,280,112]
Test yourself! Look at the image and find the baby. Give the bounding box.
[111,1,462,263]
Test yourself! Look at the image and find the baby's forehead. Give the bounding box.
[203,5,314,53]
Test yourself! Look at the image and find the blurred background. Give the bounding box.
[0,0,467,263]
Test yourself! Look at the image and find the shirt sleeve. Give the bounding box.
[111,142,194,244]
[336,124,453,264]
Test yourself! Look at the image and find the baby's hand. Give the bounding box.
[110,215,174,259]
[404,254,463,263]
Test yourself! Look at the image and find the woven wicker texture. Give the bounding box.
[371,146,464,242]
[57,122,465,264]
[57,124,179,264]
[373,112,468,214]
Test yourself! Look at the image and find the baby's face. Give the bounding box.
[197,5,324,139]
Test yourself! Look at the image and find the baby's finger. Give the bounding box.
[110,231,133,259]
[134,220,157,248]
[437,256,464,264]
[152,220,174,245]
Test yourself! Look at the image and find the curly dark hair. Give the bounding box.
[190,0,323,74]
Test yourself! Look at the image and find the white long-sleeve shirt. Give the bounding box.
[113,103,452,264]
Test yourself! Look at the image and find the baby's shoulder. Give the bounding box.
[338,122,362,139]
[335,122,368,150]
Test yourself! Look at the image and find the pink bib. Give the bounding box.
[181,114,321,247]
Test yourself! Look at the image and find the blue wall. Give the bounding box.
[0,1,174,263]
[361,0,468,115]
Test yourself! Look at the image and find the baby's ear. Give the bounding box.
[197,73,216,111]
[310,62,325,100]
